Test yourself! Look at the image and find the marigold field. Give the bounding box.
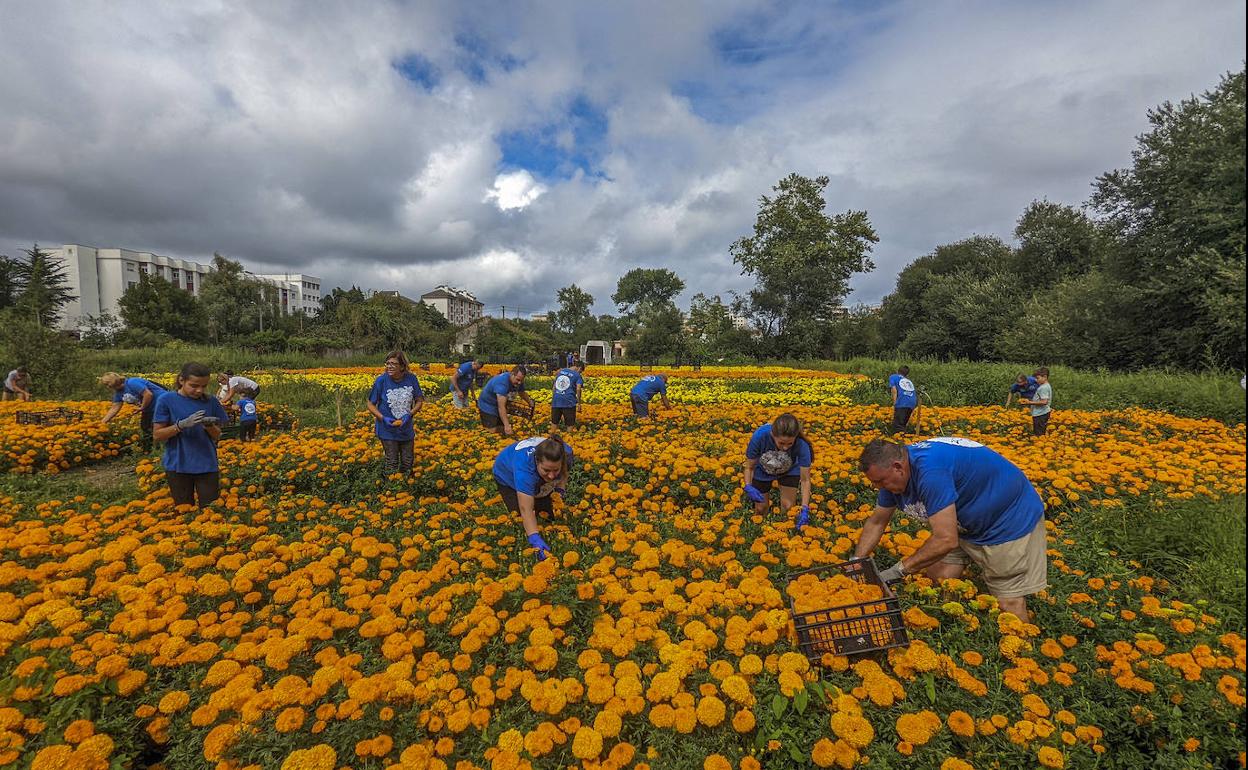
[1,366,1244,770]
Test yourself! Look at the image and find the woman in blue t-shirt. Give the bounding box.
[100,372,169,453]
[743,413,814,532]
[365,351,425,477]
[492,435,573,562]
[152,362,228,509]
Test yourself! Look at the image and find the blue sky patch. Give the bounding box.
[498,95,610,180]
[393,53,439,91]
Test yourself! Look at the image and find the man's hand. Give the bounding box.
[527,532,552,561]
[502,423,514,436]
[176,410,207,430]
[878,562,906,586]
[794,505,810,532]
[743,485,766,504]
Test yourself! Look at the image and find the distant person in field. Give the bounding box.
[1019,367,1053,436]
[743,413,814,532]
[551,361,586,429]
[152,362,228,509]
[450,359,482,409]
[236,392,259,442]
[1005,373,1038,408]
[3,367,31,401]
[216,372,261,405]
[492,435,573,562]
[478,365,533,436]
[100,372,169,452]
[888,365,918,434]
[365,351,425,477]
[630,374,670,418]
[856,437,1048,621]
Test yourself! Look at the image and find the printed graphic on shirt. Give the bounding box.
[758,450,794,477]
[554,374,572,394]
[897,377,915,394]
[242,403,257,417]
[902,501,929,520]
[122,393,141,406]
[917,437,984,449]
[385,385,416,419]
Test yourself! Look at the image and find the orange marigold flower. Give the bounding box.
[1037,746,1065,768]
[947,710,975,738]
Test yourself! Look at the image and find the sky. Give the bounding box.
[0,1,1243,318]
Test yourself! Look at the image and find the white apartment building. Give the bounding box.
[420,285,483,327]
[49,244,320,331]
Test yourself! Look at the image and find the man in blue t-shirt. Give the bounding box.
[1005,374,1038,408]
[629,374,670,418]
[100,374,169,452]
[855,437,1047,620]
[236,395,259,442]
[887,365,918,435]
[450,359,482,409]
[477,365,533,436]
[550,362,586,429]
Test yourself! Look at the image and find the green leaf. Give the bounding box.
[771,693,788,719]
[788,744,806,763]
[807,680,824,701]
[924,672,936,704]
[794,687,810,715]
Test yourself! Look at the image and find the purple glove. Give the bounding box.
[743,485,766,504]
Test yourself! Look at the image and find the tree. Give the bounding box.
[630,303,686,363]
[1011,200,1102,281]
[552,285,595,338]
[0,308,84,396]
[118,272,207,341]
[612,269,685,320]
[198,254,269,341]
[1090,68,1246,369]
[13,244,76,328]
[730,174,877,357]
[0,254,19,310]
[319,286,366,319]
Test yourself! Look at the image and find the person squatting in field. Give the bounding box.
[3,367,31,401]
[492,435,574,561]
[450,359,483,409]
[365,351,425,476]
[742,413,814,532]
[216,371,261,405]
[855,436,1048,620]
[478,365,534,436]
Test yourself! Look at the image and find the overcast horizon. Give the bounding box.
[1,1,1243,318]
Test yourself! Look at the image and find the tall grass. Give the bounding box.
[794,358,1246,424]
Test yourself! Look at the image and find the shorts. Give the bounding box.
[748,475,799,494]
[452,391,469,409]
[479,410,503,429]
[551,406,578,426]
[497,481,554,517]
[630,395,649,417]
[166,471,221,509]
[3,386,15,395]
[941,517,1049,599]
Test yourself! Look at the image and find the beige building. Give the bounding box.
[49,244,320,331]
[420,285,483,326]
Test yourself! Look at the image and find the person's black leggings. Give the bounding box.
[890,406,914,435]
[381,439,414,476]
[1032,412,1051,436]
[140,402,156,452]
[166,471,220,508]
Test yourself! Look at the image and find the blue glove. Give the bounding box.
[554,487,566,498]
[526,532,551,561]
[743,485,766,504]
[795,505,810,532]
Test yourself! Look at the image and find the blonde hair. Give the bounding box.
[99,372,125,389]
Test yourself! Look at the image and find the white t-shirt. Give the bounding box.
[228,375,259,391]
[5,370,21,389]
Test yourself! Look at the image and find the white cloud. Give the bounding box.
[485,170,547,211]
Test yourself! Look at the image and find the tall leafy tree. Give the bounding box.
[730,174,877,357]
[1011,200,1102,281]
[1091,68,1246,369]
[117,272,207,341]
[552,284,595,337]
[630,303,686,363]
[611,269,685,321]
[0,254,20,310]
[198,253,268,341]
[13,244,76,328]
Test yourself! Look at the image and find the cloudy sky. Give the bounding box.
[1,1,1243,317]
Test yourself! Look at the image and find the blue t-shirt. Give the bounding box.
[630,376,667,401]
[876,438,1043,546]
[153,391,228,474]
[113,377,167,406]
[492,437,575,497]
[551,368,584,408]
[888,374,918,409]
[454,362,476,392]
[236,397,258,424]
[369,372,424,441]
[745,424,813,481]
[478,372,522,416]
[1009,377,1039,399]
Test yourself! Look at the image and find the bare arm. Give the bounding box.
[799,466,811,508]
[498,394,512,433]
[153,421,178,442]
[365,398,385,422]
[854,505,896,558]
[743,457,756,489]
[890,386,899,406]
[517,492,540,536]
[895,505,960,574]
[101,402,123,424]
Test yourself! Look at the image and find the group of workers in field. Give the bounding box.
[89,353,1053,621]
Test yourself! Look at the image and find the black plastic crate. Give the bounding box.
[15,407,83,426]
[504,399,534,420]
[786,558,908,663]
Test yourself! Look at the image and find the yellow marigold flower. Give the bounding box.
[777,670,805,697]
[279,744,336,770]
[704,755,732,770]
[720,675,754,706]
[947,710,976,738]
[732,708,756,733]
[739,654,764,675]
[830,712,875,750]
[1036,746,1065,768]
[696,695,726,727]
[571,726,603,760]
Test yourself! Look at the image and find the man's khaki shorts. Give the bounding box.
[941,518,1049,598]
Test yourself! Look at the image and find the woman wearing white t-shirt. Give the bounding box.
[216,372,260,405]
